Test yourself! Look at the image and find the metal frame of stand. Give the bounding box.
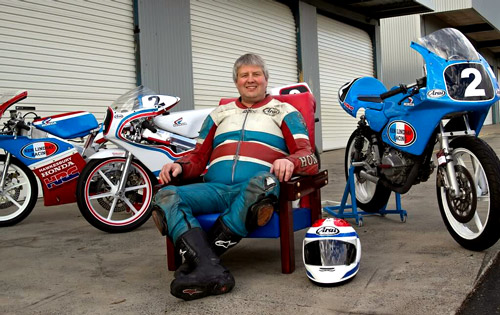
[323,165,407,227]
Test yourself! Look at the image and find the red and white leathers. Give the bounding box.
[154,95,318,242]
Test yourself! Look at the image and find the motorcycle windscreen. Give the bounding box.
[304,239,357,266]
[444,63,495,102]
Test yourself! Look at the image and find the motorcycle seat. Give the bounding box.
[358,95,383,110]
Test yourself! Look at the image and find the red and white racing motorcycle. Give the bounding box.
[76,86,212,233]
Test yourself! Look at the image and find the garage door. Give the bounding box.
[0,0,136,121]
[190,0,297,109]
[318,15,374,150]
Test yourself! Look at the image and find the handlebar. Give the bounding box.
[16,121,30,131]
[379,77,426,100]
[141,119,157,133]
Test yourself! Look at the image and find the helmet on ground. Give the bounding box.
[303,218,361,285]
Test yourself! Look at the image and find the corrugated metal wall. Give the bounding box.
[0,0,136,121]
[380,15,423,89]
[190,0,297,109]
[318,15,374,150]
[433,0,472,12]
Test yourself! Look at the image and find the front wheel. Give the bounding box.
[436,136,500,251]
[0,155,38,227]
[76,157,156,233]
[345,129,391,212]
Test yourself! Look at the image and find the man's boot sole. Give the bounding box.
[171,278,234,301]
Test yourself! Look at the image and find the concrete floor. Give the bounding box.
[1,125,500,314]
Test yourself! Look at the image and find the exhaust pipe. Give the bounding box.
[359,170,379,184]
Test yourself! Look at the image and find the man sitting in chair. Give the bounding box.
[153,53,318,300]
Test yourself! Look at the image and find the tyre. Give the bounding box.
[0,155,38,226]
[76,157,156,233]
[345,129,391,212]
[436,136,500,251]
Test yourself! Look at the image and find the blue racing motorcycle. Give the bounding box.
[339,28,500,251]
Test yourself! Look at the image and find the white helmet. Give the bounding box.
[303,218,361,285]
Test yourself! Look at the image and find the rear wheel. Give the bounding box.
[345,129,391,212]
[77,157,156,233]
[436,136,500,251]
[0,155,38,227]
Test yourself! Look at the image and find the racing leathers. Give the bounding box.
[154,95,318,243]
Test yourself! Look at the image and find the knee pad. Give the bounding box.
[245,194,278,232]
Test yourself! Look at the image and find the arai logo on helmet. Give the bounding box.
[387,121,416,147]
[316,226,339,236]
[427,89,446,98]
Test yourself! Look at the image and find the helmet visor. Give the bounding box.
[304,239,357,266]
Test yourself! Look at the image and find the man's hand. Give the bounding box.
[159,163,182,185]
[270,158,294,182]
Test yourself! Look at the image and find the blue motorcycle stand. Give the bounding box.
[323,165,407,227]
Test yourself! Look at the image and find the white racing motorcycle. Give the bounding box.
[76,86,213,233]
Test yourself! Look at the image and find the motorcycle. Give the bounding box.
[338,28,500,251]
[0,90,101,226]
[76,86,213,233]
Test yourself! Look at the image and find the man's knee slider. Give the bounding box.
[245,194,278,232]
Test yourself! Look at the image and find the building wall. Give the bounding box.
[136,0,194,111]
[380,15,423,89]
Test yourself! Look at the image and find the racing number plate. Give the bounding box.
[444,63,494,101]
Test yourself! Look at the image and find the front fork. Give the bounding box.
[0,152,12,191]
[437,117,475,198]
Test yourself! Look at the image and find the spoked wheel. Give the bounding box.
[345,129,391,212]
[76,158,156,233]
[436,136,500,251]
[0,155,38,227]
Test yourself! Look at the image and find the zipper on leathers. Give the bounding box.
[231,109,250,183]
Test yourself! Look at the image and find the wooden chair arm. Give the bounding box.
[280,170,329,201]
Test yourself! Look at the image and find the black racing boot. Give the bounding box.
[208,217,242,257]
[170,228,235,300]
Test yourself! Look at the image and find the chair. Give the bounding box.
[164,92,328,274]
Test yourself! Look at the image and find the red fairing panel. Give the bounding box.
[32,153,87,206]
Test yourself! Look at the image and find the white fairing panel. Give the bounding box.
[153,107,214,138]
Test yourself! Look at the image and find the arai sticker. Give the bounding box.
[21,142,58,159]
[387,121,416,146]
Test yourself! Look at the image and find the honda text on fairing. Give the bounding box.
[76,86,213,233]
[339,28,500,251]
[0,91,102,226]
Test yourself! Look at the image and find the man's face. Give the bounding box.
[235,65,268,106]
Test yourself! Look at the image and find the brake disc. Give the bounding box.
[445,165,477,223]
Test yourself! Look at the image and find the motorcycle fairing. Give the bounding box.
[31,150,86,206]
[378,41,499,155]
[340,77,387,120]
[33,111,99,139]
[153,107,214,138]
[0,134,86,206]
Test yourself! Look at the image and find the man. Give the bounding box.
[153,53,318,300]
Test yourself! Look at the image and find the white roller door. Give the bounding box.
[0,0,136,121]
[318,15,374,150]
[190,0,297,109]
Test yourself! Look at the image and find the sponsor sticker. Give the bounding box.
[263,107,280,116]
[41,117,56,126]
[21,142,58,159]
[387,121,417,147]
[427,89,446,98]
[316,226,340,236]
[34,155,80,189]
[403,97,414,106]
[342,102,354,113]
[173,117,187,127]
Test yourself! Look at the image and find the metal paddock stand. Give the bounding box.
[323,165,407,227]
